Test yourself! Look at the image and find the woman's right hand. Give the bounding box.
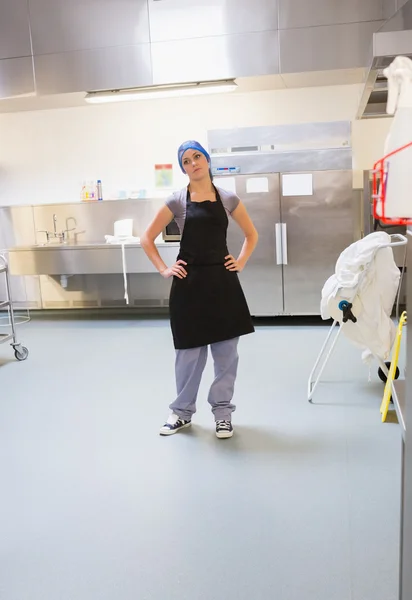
[161,260,188,279]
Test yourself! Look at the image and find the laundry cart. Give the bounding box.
[308,232,407,402]
[0,254,29,361]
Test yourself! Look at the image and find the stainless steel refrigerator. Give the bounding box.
[218,170,358,316]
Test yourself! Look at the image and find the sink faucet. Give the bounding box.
[37,214,77,244]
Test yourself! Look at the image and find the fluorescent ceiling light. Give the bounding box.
[85,80,237,104]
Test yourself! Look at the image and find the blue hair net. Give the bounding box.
[178,140,211,173]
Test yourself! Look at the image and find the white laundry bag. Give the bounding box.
[321,232,400,363]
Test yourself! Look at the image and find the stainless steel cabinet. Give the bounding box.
[3,275,41,309]
[148,0,278,42]
[0,205,40,308]
[225,174,283,316]
[0,0,31,59]
[0,57,35,99]
[281,170,355,315]
[151,30,279,85]
[29,0,150,55]
[220,170,357,316]
[30,0,152,94]
[279,0,383,29]
[383,0,397,19]
[402,244,412,600]
[279,20,384,73]
[34,44,152,95]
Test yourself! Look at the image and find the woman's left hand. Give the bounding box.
[225,255,244,272]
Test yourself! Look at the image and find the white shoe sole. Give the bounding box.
[216,429,234,439]
[159,422,191,436]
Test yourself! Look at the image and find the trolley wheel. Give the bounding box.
[14,346,29,361]
[378,361,399,384]
[378,362,399,405]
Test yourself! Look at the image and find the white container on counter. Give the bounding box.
[114,219,133,239]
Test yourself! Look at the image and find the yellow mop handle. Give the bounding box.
[380,311,407,422]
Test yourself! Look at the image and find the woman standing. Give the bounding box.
[141,141,258,439]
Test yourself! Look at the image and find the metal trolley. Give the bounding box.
[308,233,407,402]
[0,254,29,361]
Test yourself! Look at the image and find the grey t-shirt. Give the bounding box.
[165,186,240,233]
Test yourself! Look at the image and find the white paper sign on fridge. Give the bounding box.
[246,177,269,193]
[214,176,236,194]
[282,173,313,196]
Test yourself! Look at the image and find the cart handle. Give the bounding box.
[390,233,408,245]
[374,233,408,251]
[388,233,408,247]
[371,233,407,256]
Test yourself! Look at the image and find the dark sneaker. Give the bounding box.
[216,420,234,439]
[160,413,191,436]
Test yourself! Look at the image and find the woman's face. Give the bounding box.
[182,149,209,181]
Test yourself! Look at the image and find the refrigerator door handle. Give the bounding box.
[281,223,288,265]
[275,223,282,265]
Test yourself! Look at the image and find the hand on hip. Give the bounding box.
[225,255,242,272]
[162,260,188,279]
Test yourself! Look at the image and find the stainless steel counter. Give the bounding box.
[9,240,180,251]
[0,197,177,308]
[8,242,180,276]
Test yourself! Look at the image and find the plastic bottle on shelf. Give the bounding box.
[97,180,103,201]
[80,181,87,202]
[88,180,96,201]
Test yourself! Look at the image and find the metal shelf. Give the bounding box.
[0,254,28,360]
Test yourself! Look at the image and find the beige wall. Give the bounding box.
[352,118,393,186]
[0,83,392,205]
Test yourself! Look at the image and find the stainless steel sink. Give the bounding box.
[35,242,69,247]
[8,242,180,276]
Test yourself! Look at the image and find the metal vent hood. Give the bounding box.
[357,0,412,118]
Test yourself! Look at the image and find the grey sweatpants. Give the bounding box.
[170,337,239,422]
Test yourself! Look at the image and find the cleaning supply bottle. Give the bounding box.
[80,181,87,202]
[88,180,96,201]
[382,56,412,220]
[97,180,103,201]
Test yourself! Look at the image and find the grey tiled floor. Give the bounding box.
[0,317,404,600]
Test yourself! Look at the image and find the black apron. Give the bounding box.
[169,187,254,350]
